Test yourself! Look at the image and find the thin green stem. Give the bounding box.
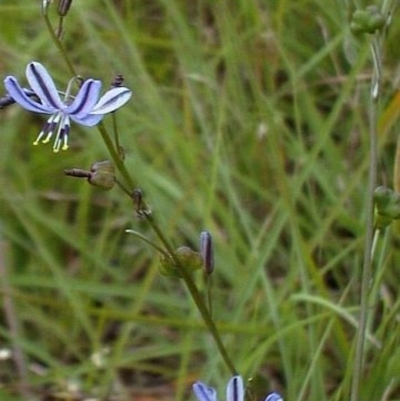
[144,213,237,375]
[111,114,122,155]
[114,177,132,197]
[125,229,171,257]
[43,11,76,77]
[97,123,134,188]
[98,117,236,374]
[43,7,237,375]
[350,39,379,401]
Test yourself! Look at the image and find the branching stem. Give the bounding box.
[350,37,380,401]
[44,9,237,376]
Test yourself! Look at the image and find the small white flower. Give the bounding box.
[4,61,132,152]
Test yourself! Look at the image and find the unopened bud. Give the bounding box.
[159,246,202,278]
[42,0,51,14]
[111,74,124,88]
[58,0,73,16]
[247,375,279,401]
[374,186,400,228]
[350,5,386,35]
[88,161,115,190]
[132,188,151,217]
[199,231,214,274]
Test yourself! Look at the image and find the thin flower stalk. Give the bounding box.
[40,8,237,375]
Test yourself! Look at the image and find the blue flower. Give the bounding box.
[193,376,283,401]
[4,61,132,152]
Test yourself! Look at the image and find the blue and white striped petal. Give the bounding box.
[193,382,218,401]
[71,113,104,127]
[4,76,51,114]
[264,393,283,401]
[90,87,132,114]
[26,62,64,111]
[226,376,244,401]
[66,79,102,118]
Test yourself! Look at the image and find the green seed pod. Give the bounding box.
[374,186,400,228]
[88,161,115,190]
[246,374,271,401]
[159,246,202,278]
[350,5,386,35]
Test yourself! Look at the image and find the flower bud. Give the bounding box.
[58,0,73,16]
[88,161,115,190]
[350,5,386,35]
[247,374,278,401]
[111,74,124,88]
[42,0,51,14]
[373,186,400,228]
[199,231,214,274]
[132,188,151,217]
[159,246,202,278]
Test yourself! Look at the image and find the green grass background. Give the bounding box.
[1,1,400,400]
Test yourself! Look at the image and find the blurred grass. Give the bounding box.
[1,1,400,401]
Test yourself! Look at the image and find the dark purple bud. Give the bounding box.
[58,0,73,16]
[200,231,214,274]
[133,188,143,213]
[111,74,124,88]
[132,188,151,218]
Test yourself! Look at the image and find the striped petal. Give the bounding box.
[66,79,102,118]
[193,382,218,401]
[4,76,52,114]
[90,87,132,114]
[264,394,283,401]
[227,376,244,401]
[26,61,64,111]
[70,113,104,127]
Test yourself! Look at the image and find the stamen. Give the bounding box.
[33,114,57,146]
[61,122,70,151]
[42,114,61,144]
[52,115,67,152]
[33,129,46,146]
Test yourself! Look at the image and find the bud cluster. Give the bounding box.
[350,5,386,35]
